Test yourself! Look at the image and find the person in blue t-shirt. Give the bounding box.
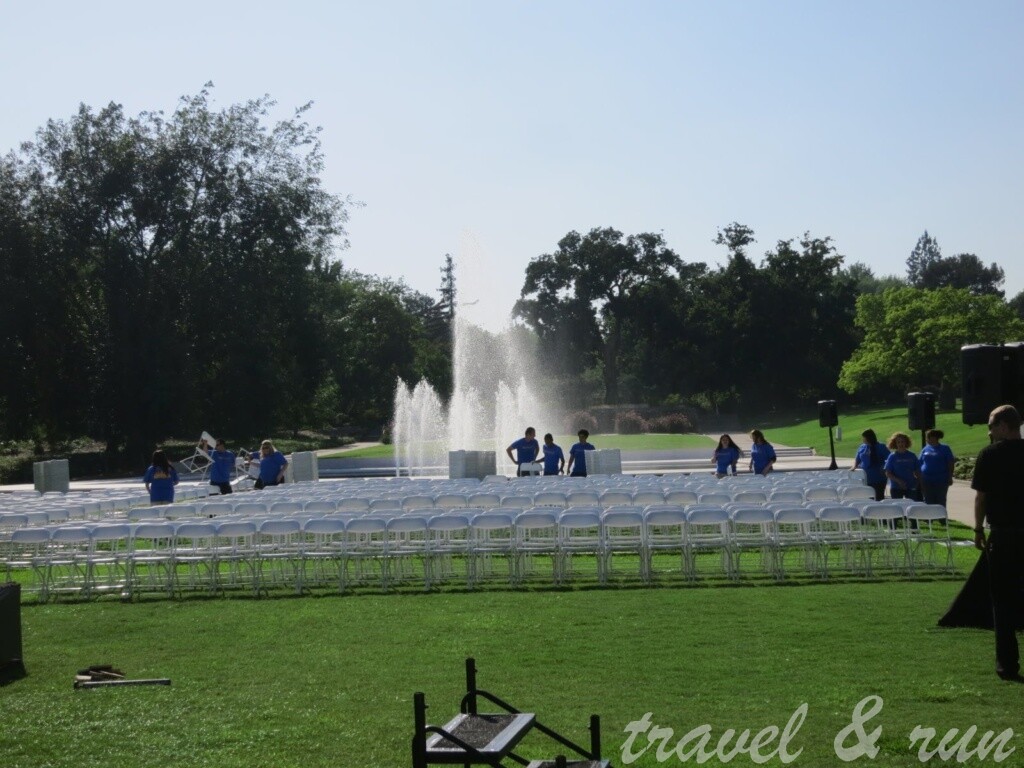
[748,429,777,475]
[919,428,955,507]
[712,434,741,478]
[201,438,237,495]
[567,429,596,477]
[852,428,891,501]
[253,439,288,489]
[884,432,921,500]
[143,450,179,505]
[540,433,565,476]
[506,427,541,477]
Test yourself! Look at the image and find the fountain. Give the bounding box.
[393,246,561,477]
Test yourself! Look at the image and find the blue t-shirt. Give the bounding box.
[143,464,179,503]
[919,443,954,483]
[714,445,740,475]
[568,441,595,476]
[207,449,236,484]
[509,437,540,464]
[258,450,288,484]
[855,442,891,486]
[884,450,920,491]
[749,442,777,474]
[541,443,564,475]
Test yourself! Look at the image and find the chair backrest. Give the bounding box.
[532,491,568,508]
[269,501,304,516]
[336,498,371,512]
[301,517,347,535]
[303,500,338,515]
[774,506,817,525]
[840,486,877,502]
[467,493,502,508]
[697,492,731,506]
[731,490,768,504]
[686,507,729,526]
[804,487,839,502]
[905,503,948,523]
[258,518,302,535]
[433,494,469,509]
[729,506,774,525]
[631,490,666,506]
[768,490,805,503]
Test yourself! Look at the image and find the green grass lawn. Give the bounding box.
[762,405,989,461]
[4,543,1018,768]
[325,434,715,460]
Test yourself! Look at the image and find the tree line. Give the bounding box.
[515,225,1024,416]
[3,90,1023,465]
[0,88,448,466]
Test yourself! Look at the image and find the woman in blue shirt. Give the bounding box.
[919,429,955,507]
[712,434,742,478]
[143,450,179,505]
[852,428,890,501]
[884,432,921,500]
[748,430,777,475]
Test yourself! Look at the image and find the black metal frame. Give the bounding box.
[412,657,604,768]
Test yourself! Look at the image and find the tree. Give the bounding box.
[838,287,1024,403]
[842,262,906,295]
[917,252,1005,296]
[515,227,683,403]
[906,231,943,286]
[0,87,351,460]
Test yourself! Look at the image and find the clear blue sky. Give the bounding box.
[3,1,1021,331]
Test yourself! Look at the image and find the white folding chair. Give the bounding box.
[257,518,303,593]
[813,506,864,578]
[300,517,346,592]
[904,504,954,575]
[468,512,515,588]
[342,516,388,591]
[425,514,471,587]
[87,523,131,597]
[773,507,820,579]
[129,521,177,598]
[556,509,602,585]
[384,516,430,589]
[600,508,646,584]
[684,507,732,580]
[729,507,776,579]
[513,510,558,585]
[642,505,687,583]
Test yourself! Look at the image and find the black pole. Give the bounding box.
[412,692,427,768]
[465,657,477,716]
[828,426,838,470]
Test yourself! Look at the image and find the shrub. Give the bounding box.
[615,410,649,435]
[649,412,695,434]
[565,410,598,435]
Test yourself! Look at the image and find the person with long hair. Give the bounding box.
[143,449,179,505]
[852,428,890,501]
[748,429,777,475]
[712,434,742,478]
[884,432,921,500]
[253,439,288,490]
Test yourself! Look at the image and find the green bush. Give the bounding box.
[615,410,649,435]
[565,410,599,435]
[648,412,695,434]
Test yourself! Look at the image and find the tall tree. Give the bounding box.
[917,252,1005,296]
[515,227,683,403]
[0,87,350,460]
[838,287,1024,402]
[906,230,943,287]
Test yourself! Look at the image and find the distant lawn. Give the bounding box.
[324,410,987,464]
[762,405,988,460]
[323,433,715,459]
[4,542,1015,768]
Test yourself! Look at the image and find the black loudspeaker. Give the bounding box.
[818,400,838,428]
[908,391,936,431]
[0,583,26,685]
[961,343,1024,425]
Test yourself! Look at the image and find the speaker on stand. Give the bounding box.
[817,399,838,470]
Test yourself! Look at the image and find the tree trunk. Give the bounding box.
[603,324,620,404]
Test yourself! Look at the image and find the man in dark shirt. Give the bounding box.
[971,404,1024,681]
